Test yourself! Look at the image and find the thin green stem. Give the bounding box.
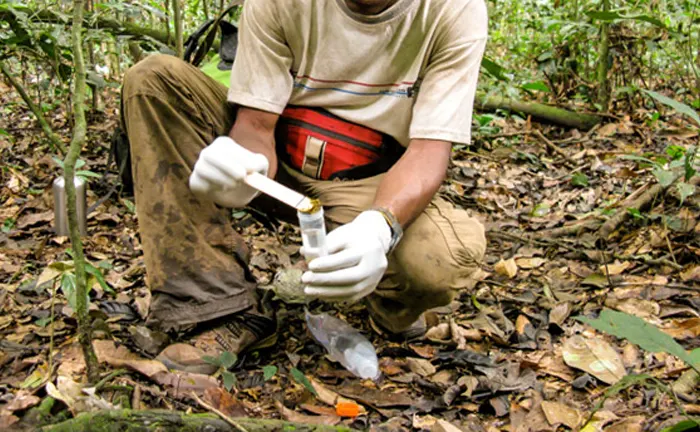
[66,0,99,383]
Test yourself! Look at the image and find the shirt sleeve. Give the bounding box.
[409,0,488,145]
[227,0,294,114]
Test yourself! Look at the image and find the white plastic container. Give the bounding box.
[297,207,328,260]
[305,310,380,380]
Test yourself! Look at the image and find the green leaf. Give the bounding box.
[52,156,65,170]
[85,263,113,294]
[220,351,238,370]
[262,365,278,381]
[202,355,221,367]
[60,272,78,311]
[122,199,136,214]
[76,170,102,179]
[665,145,686,161]
[620,154,658,167]
[576,309,699,369]
[677,183,696,206]
[531,203,550,217]
[571,172,589,187]
[626,208,644,220]
[2,218,15,233]
[522,81,550,93]
[652,167,676,187]
[290,368,317,396]
[481,56,509,81]
[661,420,700,432]
[642,90,700,127]
[0,128,9,136]
[222,371,237,391]
[75,159,86,170]
[35,317,52,328]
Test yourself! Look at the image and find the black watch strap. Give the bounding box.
[371,207,403,254]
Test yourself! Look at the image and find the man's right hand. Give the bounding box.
[189,136,269,208]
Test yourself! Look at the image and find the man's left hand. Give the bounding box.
[303,211,392,303]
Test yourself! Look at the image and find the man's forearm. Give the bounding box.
[373,139,452,227]
[228,107,279,178]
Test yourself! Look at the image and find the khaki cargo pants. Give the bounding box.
[121,55,486,333]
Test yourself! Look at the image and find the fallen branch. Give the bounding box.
[598,173,684,240]
[0,5,172,46]
[476,93,602,130]
[0,60,67,155]
[42,409,354,432]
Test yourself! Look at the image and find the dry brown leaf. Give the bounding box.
[680,265,700,282]
[562,335,626,385]
[549,302,572,327]
[426,323,451,342]
[605,415,645,432]
[275,400,340,426]
[515,257,545,270]
[379,357,405,376]
[308,377,362,412]
[16,210,53,229]
[431,369,456,386]
[599,261,631,276]
[4,391,41,412]
[495,258,518,278]
[605,298,660,320]
[407,358,436,377]
[662,318,700,340]
[411,344,439,359]
[0,414,19,430]
[203,388,247,418]
[413,414,439,430]
[430,419,465,432]
[541,401,582,429]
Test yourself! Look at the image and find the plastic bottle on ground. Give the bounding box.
[305,310,380,380]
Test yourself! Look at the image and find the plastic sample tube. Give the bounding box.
[297,204,328,261]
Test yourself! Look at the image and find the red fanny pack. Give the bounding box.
[275,106,403,180]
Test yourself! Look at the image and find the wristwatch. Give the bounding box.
[371,207,403,254]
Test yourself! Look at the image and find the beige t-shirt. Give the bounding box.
[228,0,488,146]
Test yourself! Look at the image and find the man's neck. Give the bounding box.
[344,0,400,15]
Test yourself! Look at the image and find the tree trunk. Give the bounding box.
[172,0,184,58]
[596,0,611,110]
[0,61,67,155]
[66,0,99,383]
[43,410,354,432]
[475,94,602,130]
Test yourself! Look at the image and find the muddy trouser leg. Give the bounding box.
[281,165,487,332]
[121,54,257,332]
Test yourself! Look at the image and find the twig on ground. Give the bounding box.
[192,392,249,432]
[487,230,580,253]
[615,282,699,291]
[531,129,577,166]
[94,369,129,392]
[614,254,683,271]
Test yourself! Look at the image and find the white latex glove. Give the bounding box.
[189,136,269,208]
[303,211,391,303]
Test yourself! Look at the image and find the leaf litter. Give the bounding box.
[0,81,699,431]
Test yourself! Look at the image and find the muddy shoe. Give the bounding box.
[156,312,277,375]
[369,313,429,341]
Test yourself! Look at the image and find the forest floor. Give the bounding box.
[0,81,699,432]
